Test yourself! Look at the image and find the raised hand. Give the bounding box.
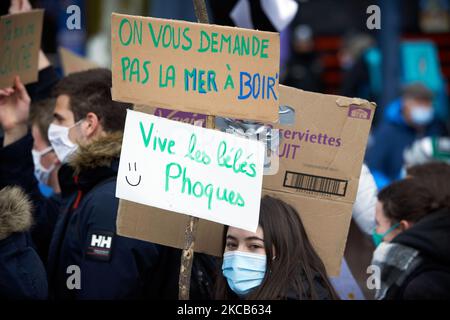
[0,76,31,146]
[8,0,32,14]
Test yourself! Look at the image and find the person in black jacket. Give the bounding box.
[0,186,48,299]
[0,69,215,299]
[371,168,450,300]
[215,195,338,300]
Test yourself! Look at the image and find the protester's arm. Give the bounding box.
[0,78,59,261]
[25,64,61,102]
[0,76,30,147]
[352,164,377,235]
[77,193,161,299]
[401,271,448,300]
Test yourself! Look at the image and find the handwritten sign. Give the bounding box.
[0,10,44,88]
[111,13,280,122]
[116,110,265,232]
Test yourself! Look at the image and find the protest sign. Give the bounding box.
[58,47,99,76]
[117,86,376,276]
[262,85,376,275]
[115,109,265,232]
[111,13,280,122]
[0,10,44,88]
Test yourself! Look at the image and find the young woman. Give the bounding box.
[372,175,450,299]
[215,195,338,300]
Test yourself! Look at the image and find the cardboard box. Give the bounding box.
[116,86,376,276]
[261,85,376,275]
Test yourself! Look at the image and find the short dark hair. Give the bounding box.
[378,177,449,224]
[52,68,132,132]
[406,162,450,211]
[29,98,56,144]
[402,83,434,102]
[406,162,450,178]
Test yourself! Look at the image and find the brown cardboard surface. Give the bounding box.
[59,47,99,76]
[0,10,44,88]
[118,200,224,255]
[263,85,376,204]
[111,13,280,122]
[116,86,375,276]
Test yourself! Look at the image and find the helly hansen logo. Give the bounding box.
[86,231,114,262]
[91,234,112,248]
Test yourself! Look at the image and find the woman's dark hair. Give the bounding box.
[52,68,132,132]
[406,162,450,179]
[214,195,338,300]
[378,176,450,224]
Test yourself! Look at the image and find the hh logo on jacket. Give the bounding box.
[86,231,114,262]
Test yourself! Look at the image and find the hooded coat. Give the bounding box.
[365,99,447,188]
[385,208,450,299]
[0,186,48,299]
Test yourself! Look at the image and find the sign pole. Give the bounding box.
[178,0,213,300]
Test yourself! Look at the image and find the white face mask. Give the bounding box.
[32,146,55,185]
[48,120,82,164]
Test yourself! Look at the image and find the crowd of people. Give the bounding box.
[1,0,450,301]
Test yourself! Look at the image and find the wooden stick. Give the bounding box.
[178,215,200,300]
[193,0,210,24]
[178,0,213,301]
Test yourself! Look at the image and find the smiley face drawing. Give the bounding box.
[125,162,141,187]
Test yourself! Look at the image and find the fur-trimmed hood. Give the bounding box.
[0,186,33,241]
[69,131,123,175]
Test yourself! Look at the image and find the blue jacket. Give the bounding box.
[366,99,448,188]
[0,187,48,300]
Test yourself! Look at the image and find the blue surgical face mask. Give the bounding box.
[410,106,434,126]
[222,251,266,297]
[372,222,400,247]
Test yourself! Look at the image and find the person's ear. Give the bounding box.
[399,220,413,231]
[83,112,100,139]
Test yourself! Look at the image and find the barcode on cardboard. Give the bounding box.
[283,171,348,196]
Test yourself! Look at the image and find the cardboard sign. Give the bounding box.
[58,47,99,76]
[0,10,44,88]
[111,13,280,122]
[116,109,265,232]
[262,85,376,275]
[117,87,376,276]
